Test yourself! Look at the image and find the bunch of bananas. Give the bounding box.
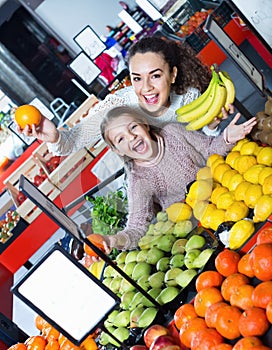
[176,66,235,130]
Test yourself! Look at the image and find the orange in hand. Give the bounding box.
[15,104,41,129]
[83,234,105,257]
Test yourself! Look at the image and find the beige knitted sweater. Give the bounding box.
[103,122,233,251]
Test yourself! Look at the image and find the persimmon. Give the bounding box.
[250,243,272,281]
[238,307,270,337]
[252,281,272,309]
[83,234,105,257]
[215,249,240,277]
[195,270,224,292]
[45,340,59,350]
[179,317,207,348]
[256,226,272,245]
[232,336,263,350]
[266,300,272,323]
[229,283,254,310]
[221,272,250,301]
[237,253,255,278]
[216,305,242,340]
[25,336,47,350]
[194,287,223,317]
[190,328,223,350]
[174,303,197,330]
[8,344,27,350]
[205,301,228,328]
[15,105,41,129]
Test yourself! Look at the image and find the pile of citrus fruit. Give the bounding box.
[172,228,272,350]
[185,138,272,249]
[8,316,98,350]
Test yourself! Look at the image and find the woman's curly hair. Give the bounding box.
[127,36,211,94]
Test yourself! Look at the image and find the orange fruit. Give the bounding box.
[232,337,263,350]
[205,301,228,328]
[8,344,27,350]
[221,272,250,302]
[190,328,223,350]
[195,270,224,292]
[34,315,48,331]
[174,303,198,330]
[251,281,272,309]
[80,336,98,350]
[238,307,269,337]
[215,249,240,277]
[25,336,47,350]
[42,325,60,342]
[256,226,272,245]
[59,339,80,350]
[15,105,41,129]
[211,344,233,350]
[194,287,223,317]
[83,234,105,257]
[45,341,59,350]
[250,243,272,281]
[238,253,255,278]
[229,283,254,310]
[266,300,272,323]
[216,305,242,340]
[179,317,207,348]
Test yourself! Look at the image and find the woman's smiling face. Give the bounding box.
[129,52,177,116]
[106,113,158,161]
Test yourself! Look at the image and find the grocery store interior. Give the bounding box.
[0,0,272,349]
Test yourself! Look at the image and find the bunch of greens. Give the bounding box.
[86,190,128,236]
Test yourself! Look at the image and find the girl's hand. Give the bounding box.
[208,104,235,130]
[17,115,59,143]
[225,113,257,144]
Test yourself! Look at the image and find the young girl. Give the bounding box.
[97,106,255,251]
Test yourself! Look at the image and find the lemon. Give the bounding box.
[257,147,272,166]
[234,181,251,201]
[221,169,238,188]
[200,203,217,228]
[244,184,263,208]
[243,164,266,184]
[193,200,209,221]
[206,154,224,168]
[263,174,272,195]
[240,141,259,156]
[185,195,197,209]
[196,166,212,181]
[166,202,192,223]
[212,163,232,183]
[259,167,272,185]
[229,219,255,250]
[210,186,229,205]
[225,201,249,222]
[228,173,244,191]
[187,179,213,201]
[209,209,226,231]
[233,155,257,174]
[216,191,235,210]
[231,138,250,151]
[253,195,272,222]
[210,158,225,173]
[225,151,241,168]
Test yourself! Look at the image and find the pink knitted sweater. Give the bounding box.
[104,122,233,250]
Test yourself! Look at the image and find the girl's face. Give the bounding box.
[129,52,177,116]
[106,114,158,161]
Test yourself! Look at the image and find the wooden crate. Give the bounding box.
[32,142,95,191]
[64,94,99,128]
[3,156,60,223]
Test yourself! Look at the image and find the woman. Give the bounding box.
[96,106,256,251]
[19,37,252,155]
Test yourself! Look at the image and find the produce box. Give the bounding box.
[3,155,60,223]
[32,142,95,191]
